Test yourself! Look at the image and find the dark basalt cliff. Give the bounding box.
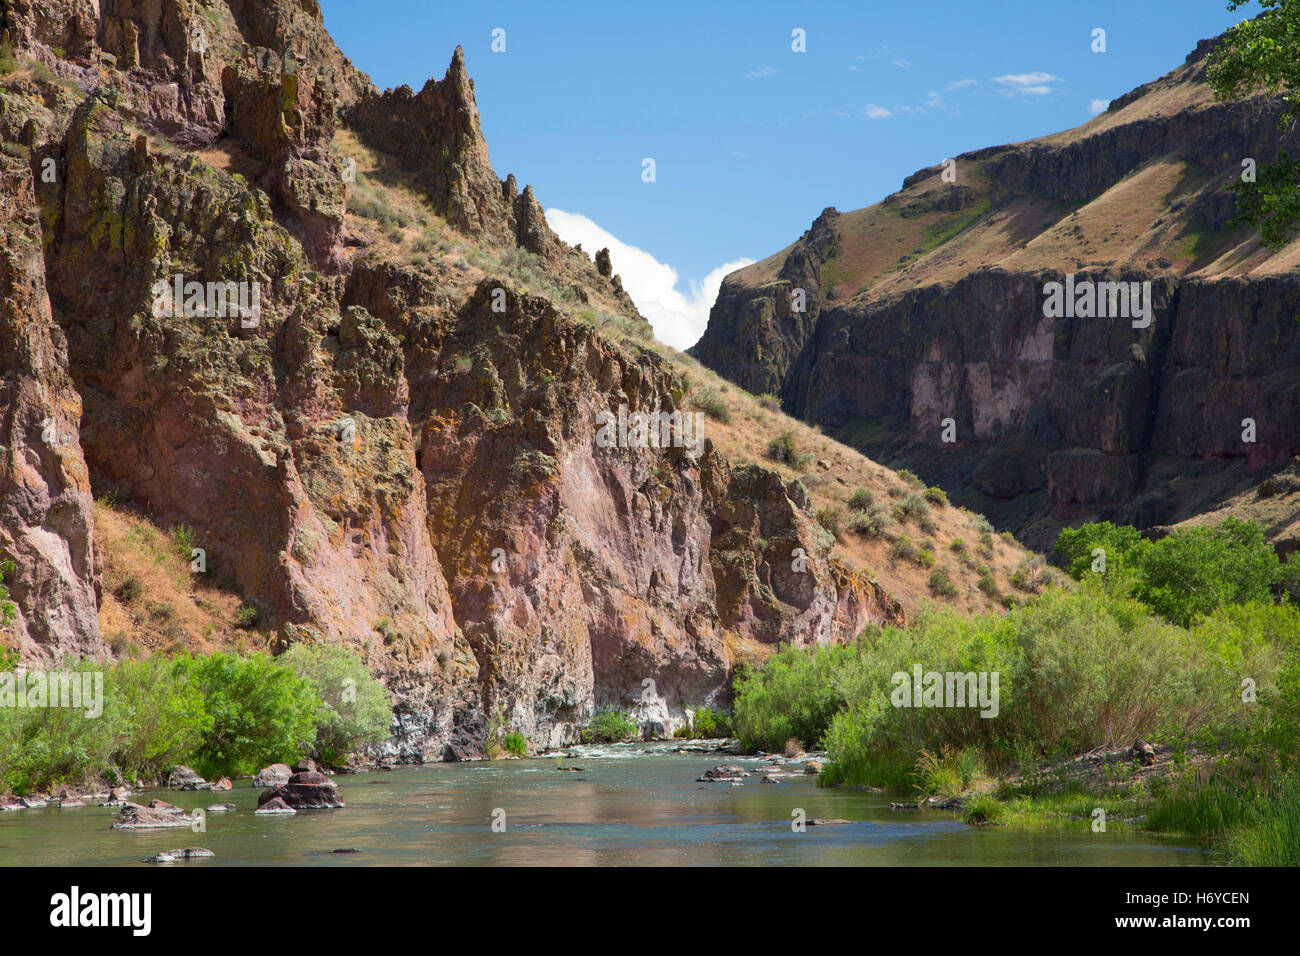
[691,38,1300,548]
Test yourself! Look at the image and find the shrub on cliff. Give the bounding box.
[688,385,731,423]
[172,652,320,779]
[282,643,392,765]
[765,430,814,468]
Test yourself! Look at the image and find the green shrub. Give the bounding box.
[848,505,890,538]
[817,507,843,537]
[924,486,948,506]
[847,488,874,510]
[929,566,956,596]
[503,731,528,757]
[281,643,392,765]
[977,570,1000,598]
[895,491,930,522]
[1055,519,1287,627]
[582,710,637,743]
[808,585,1296,789]
[171,652,320,779]
[732,643,862,752]
[766,430,813,468]
[888,535,917,564]
[917,548,936,569]
[691,705,731,738]
[689,385,731,423]
[235,605,260,629]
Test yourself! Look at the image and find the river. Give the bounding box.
[0,742,1215,866]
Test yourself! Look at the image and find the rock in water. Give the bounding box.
[257,771,344,809]
[111,803,195,829]
[167,765,208,789]
[252,764,293,788]
[697,765,749,782]
[255,797,297,815]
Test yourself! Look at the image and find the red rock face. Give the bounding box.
[0,155,100,663]
[0,0,903,759]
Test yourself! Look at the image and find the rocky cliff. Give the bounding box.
[691,38,1300,549]
[0,0,903,757]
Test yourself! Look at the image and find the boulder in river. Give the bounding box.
[167,765,208,789]
[257,771,344,809]
[254,797,296,815]
[292,758,318,774]
[804,760,825,774]
[697,764,749,782]
[210,777,233,792]
[252,763,293,788]
[111,802,195,829]
[207,803,238,812]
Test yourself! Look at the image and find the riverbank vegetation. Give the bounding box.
[0,645,390,796]
[732,518,1300,864]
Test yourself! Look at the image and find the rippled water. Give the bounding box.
[0,743,1215,866]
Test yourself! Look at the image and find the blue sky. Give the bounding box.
[320,1,1251,347]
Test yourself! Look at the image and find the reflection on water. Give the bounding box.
[0,743,1215,866]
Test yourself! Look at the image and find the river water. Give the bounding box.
[0,742,1215,866]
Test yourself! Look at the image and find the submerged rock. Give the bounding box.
[145,847,215,863]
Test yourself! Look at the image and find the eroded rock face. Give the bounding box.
[0,154,99,662]
[0,1,904,759]
[691,39,1300,548]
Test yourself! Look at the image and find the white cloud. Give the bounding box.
[892,58,911,68]
[864,103,893,119]
[946,78,978,90]
[746,65,778,78]
[993,71,1062,96]
[848,65,860,72]
[1088,98,1110,115]
[545,208,754,351]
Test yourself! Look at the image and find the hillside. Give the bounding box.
[0,0,1032,760]
[691,36,1300,551]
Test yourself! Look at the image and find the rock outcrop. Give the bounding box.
[692,37,1300,548]
[0,0,902,760]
